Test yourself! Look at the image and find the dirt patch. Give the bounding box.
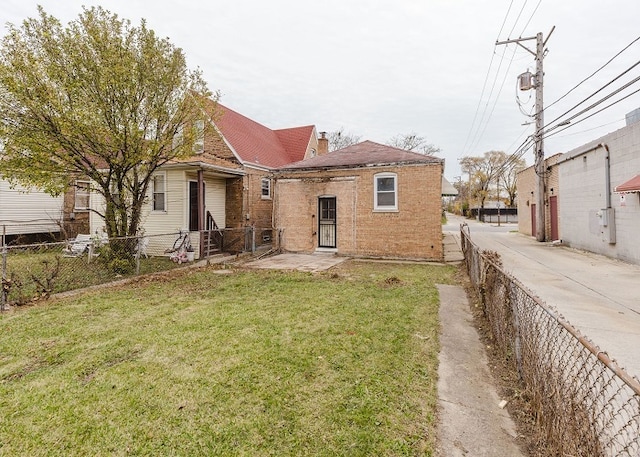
[381,276,404,287]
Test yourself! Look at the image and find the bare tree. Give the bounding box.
[459,151,505,209]
[328,127,362,152]
[499,155,526,207]
[387,132,440,155]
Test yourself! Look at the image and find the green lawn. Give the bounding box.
[0,261,456,456]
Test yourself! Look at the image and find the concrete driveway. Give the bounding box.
[244,252,347,272]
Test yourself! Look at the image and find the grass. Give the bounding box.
[0,261,457,456]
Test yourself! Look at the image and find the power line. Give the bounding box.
[518,0,543,35]
[462,49,507,155]
[463,0,545,156]
[544,69,640,135]
[506,0,530,39]
[544,59,640,131]
[462,1,527,156]
[468,45,520,153]
[548,118,623,139]
[543,85,640,141]
[496,0,515,40]
[544,34,640,112]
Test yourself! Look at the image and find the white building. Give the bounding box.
[0,178,63,240]
[557,115,640,264]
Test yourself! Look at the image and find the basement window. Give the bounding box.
[261,178,271,199]
[374,173,397,211]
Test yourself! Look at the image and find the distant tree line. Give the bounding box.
[327,127,441,155]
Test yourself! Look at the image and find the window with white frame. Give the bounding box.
[193,119,204,153]
[172,125,184,150]
[261,178,271,199]
[152,173,166,211]
[374,173,397,211]
[74,180,90,210]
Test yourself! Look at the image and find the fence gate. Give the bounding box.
[318,197,336,248]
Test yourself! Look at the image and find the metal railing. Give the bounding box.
[460,223,640,456]
[1,227,278,310]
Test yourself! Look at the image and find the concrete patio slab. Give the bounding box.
[244,252,347,272]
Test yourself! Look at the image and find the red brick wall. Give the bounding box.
[225,169,274,229]
[516,153,561,239]
[275,163,443,260]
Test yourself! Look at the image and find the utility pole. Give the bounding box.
[496,27,553,242]
[497,174,501,227]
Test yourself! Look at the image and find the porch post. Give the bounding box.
[198,169,205,259]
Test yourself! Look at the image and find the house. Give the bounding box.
[89,100,318,257]
[273,140,444,260]
[516,153,562,240]
[555,113,640,264]
[0,178,64,244]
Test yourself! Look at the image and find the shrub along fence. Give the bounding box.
[0,227,276,309]
[460,223,640,456]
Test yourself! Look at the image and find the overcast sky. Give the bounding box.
[4,1,640,179]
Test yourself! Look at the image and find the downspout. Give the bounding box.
[600,143,616,244]
[601,143,611,209]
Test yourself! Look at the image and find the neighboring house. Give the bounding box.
[516,153,562,240]
[89,100,318,257]
[556,114,640,264]
[62,178,91,238]
[273,141,444,261]
[0,178,64,243]
[441,176,458,197]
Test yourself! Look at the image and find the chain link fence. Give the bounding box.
[1,227,277,310]
[460,223,640,456]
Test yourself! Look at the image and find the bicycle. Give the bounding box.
[164,231,192,264]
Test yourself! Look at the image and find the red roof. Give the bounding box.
[614,174,640,193]
[278,140,443,171]
[275,126,315,164]
[215,103,314,168]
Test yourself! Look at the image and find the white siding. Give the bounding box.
[143,169,187,235]
[89,168,227,237]
[0,179,63,236]
[201,174,226,229]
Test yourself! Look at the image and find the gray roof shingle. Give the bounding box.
[277,140,442,171]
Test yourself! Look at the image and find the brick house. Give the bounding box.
[274,140,444,260]
[89,99,318,256]
[516,153,562,240]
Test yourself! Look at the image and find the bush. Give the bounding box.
[96,239,136,275]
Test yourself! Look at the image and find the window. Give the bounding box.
[152,174,166,211]
[193,120,204,153]
[144,119,157,141]
[172,125,184,150]
[261,178,271,199]
[374,173,397,211]
[74,180,90,210]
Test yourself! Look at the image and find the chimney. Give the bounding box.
[318,131,329,155]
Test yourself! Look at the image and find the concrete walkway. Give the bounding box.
[437,230,525,456]
[435,284,525,457]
